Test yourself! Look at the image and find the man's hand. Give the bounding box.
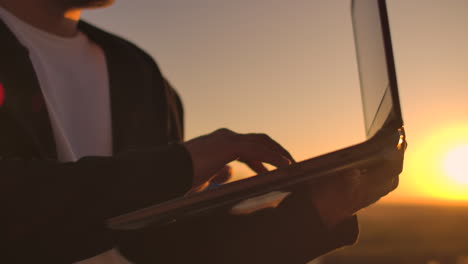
[311,156,401,228]
[184,128,294,190]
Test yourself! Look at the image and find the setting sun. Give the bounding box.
[443,145,468,185]
[403,124,468,202]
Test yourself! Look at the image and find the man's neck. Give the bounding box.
[0,1,81,37]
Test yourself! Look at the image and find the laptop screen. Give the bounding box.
[352,0,400,138]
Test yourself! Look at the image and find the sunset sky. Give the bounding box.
[83,0,468,204]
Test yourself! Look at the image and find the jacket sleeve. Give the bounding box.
[1,143,193,262]
[117,188,358,264]
[202,192,359,264]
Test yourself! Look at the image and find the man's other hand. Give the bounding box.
[311,156,401,228]
[184,128,294,190]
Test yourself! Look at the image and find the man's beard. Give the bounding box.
[64,0,115,9]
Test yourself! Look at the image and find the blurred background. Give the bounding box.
[84,1,468,263]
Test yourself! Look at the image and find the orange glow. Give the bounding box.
[65,9,81,21]
[405,124,468,202]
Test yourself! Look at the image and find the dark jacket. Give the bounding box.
[0,19,358,264]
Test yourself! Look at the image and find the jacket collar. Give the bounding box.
[78,20,170,151]
[0,19,165,159]
[0,19,57,158]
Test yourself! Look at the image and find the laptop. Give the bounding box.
[108,0,406,230]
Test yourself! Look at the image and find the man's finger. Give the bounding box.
[211,165,233,184]
[241,160,269,175]
[245,133,296,163]
[237,141,292,168]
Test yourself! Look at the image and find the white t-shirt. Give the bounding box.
[0,7,132,264]
[0,7,112,162]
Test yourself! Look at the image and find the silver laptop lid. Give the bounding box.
[352,0,404,138]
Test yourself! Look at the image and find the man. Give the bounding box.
[0,0,398,263]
